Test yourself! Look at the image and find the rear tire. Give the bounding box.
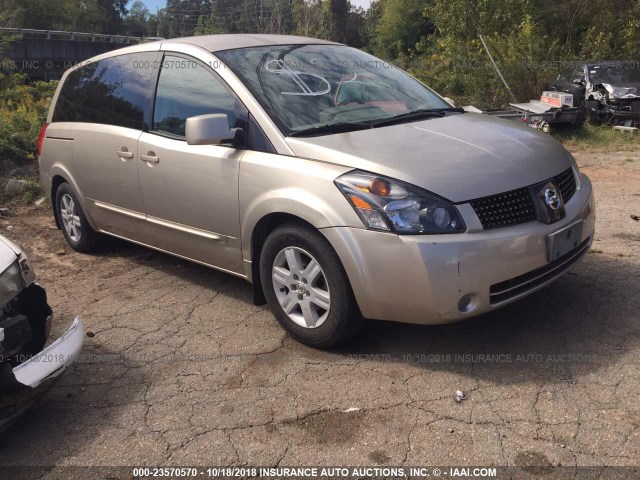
[55,183,100,252]
[260,223,363,348]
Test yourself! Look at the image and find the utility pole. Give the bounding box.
[479,34,516,102]
[329,0,347,43]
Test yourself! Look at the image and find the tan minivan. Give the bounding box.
[39,34,595,347]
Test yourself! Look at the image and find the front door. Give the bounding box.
[137,54,246,275]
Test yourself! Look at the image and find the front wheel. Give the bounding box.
[260,224,363,348]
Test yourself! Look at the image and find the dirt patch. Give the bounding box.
[298,411,364,445]
[514,451,554,473]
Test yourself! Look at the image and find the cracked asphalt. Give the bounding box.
[0,149,638,468]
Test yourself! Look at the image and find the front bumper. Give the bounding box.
[323,174,595,325]
[12,316,84,388]
[0,317,84,431]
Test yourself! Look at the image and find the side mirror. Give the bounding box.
[443,97,456,107]
[572,78,585,86]
[186,114,242,146]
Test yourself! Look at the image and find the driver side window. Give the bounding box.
[153,55,241,138]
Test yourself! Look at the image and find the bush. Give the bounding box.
[21,178,45,204]
[0,73,58,165]
[404,18,561,109]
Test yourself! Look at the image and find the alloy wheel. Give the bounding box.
[60,193,82,242]
[272,246,331,328]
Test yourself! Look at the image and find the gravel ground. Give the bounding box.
[0,148,638,468]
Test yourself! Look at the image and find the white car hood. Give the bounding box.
[0,235,21,273]
[601,83,640,99]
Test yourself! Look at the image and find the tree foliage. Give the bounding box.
[0,73,57,162]
[370,0,434,58]
[1,0,128,34]
[1,0,639,109]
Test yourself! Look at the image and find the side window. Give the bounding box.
[557,66,575,82]
[54,68,84,121]
[53,52,156,130]
[153,55,241,138]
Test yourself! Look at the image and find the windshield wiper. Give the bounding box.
[288,122,372,137]
[369,107,464,128]
[288,108,465,137]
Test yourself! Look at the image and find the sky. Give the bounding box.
[140,0,372,13]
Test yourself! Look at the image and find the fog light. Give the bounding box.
[458,293,479,313]
[458,294,471,312]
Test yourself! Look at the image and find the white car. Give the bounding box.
[0,234,83,431]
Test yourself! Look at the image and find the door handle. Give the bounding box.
[140,152,159,164]
[117,149,134,159]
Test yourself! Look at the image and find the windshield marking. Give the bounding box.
[217,45,453,135]
[266,58,331,96]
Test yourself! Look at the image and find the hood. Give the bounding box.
[601,82,640,99]
[285,113,573,203]
[0,235,20,273]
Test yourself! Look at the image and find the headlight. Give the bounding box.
[335,170,466,234]
[0,262,24,306]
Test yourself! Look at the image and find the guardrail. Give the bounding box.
[0,27,164,43]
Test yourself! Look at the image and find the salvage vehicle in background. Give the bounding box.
[38,35,594,348]
[0,235,83,432]
[549,61,640,127]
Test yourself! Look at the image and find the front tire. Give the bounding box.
[260,223,363,348]
[55,183,99,252]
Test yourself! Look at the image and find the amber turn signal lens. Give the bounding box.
[370,178,391,196]
[348,195,373,210]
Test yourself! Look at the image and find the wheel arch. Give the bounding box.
[50,174,67,229]
[48,166,98,231]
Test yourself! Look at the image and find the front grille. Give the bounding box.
[470,168,577,230]
[470,187,536,230]
[555,168,576,204]
[489,237,590,305]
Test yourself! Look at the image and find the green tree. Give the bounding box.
[159,0,211,38]
[371,0,434,58]
[425,0,531,39]
[0,0,128,33]
[125,0,152,36]
[292,0,330,39]
[194,14,223,35]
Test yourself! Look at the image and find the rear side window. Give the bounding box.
[152,55,241,138]
[53,52,157,130]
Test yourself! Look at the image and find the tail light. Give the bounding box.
[36,123,49,158]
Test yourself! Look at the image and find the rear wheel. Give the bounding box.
[55,183,99,252]
[260,223,363,348]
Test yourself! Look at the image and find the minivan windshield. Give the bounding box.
[588,64,640,85]
[217,45,452,136]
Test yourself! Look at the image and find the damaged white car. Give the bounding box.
[550,61,640,126]
[0,235,83,431]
